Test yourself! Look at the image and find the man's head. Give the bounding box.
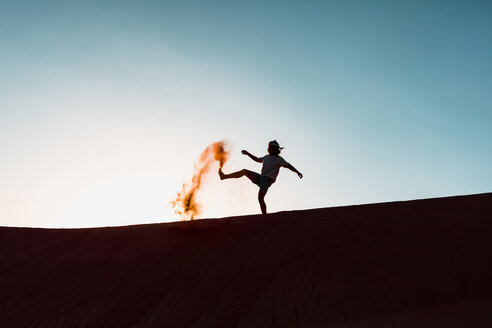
[268,140,284,155]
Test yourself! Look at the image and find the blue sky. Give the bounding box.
[1,0,491,227]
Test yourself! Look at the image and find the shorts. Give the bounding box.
[245,170,274,191]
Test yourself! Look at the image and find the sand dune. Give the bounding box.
[1,193,492,327]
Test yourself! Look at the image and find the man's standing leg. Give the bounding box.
[258,189,267,215]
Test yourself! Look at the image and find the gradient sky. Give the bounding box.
[1,0,491,227]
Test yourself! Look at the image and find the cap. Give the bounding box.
[268,140,284,149]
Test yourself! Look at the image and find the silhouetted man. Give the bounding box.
[219,140,303,215]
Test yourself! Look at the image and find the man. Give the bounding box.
[219,140,303,214]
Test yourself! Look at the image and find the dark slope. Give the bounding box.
[1,193,492,327]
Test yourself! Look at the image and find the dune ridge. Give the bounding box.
[1,193,492,327]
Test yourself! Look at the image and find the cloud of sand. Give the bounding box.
[170,141,229,220]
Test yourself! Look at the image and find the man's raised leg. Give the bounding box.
[219,169,251,180]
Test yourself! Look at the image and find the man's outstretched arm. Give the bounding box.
[241,150,262,163]
[286,163,303,179]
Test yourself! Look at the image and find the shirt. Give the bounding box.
[259,155,290,182]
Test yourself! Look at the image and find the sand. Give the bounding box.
[1,192,491,327]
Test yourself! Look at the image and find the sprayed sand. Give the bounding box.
[171,141,229,220]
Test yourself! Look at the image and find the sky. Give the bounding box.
[1,0,491,228]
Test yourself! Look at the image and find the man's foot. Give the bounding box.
[218,168,226,180]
